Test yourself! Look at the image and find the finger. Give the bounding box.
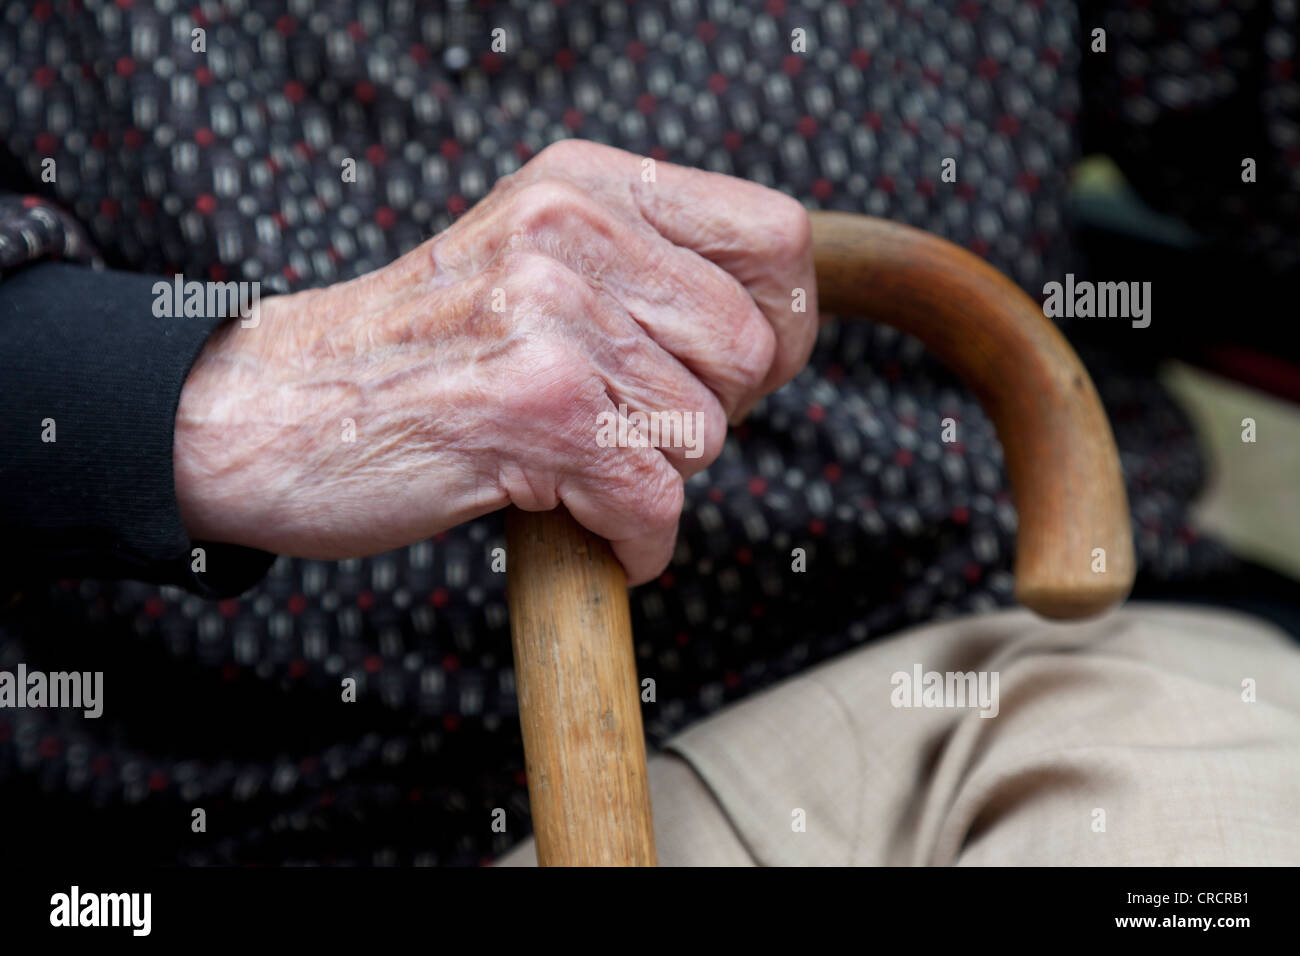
[556,432,685,587]
[438,179,777,419]
[525,141,820,397]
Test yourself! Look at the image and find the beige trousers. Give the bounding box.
[498,604,1300,866]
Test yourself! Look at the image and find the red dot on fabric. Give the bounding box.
[355,81,376,103]
[447,195,467,216]
[952,506,970,525]
[149,771,169,792]
[219,598,239,618]
[289,659,308,678]
[555,49,575,71]
[35,132,56,153]
[824,463,842,482]
[40,736,61,758]
[357,590,376,610]
[708,73,728,95]
[195,194,217,214]
[782,54,803,77]
[429,588,449,608]
[748,477,767,496]
[34,66,56,88]
[696,21,718,42]
[440,139,461,160]
[895,449,914,467]
[637,93,657,114]
[375,206,396,228]
[807,403,825,422]
[562,108,584,130]
[194,127,215,146]
[122,128,143,148]
[364,655,382,674]
[275,15,295,36]
[284,80,305,103]
[851,49,871,69]
[288,594,307,615]
[797,115,817,137]
[813,178,833,200]
[115,57,135,77]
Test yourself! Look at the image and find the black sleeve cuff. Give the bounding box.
[0,261,276,598]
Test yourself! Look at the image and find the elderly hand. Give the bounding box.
[174,140,817,585]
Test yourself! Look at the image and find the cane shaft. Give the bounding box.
[505,505,656,866]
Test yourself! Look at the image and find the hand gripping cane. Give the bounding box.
[504,211,1136,866]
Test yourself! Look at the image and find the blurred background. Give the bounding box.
[0,0,1295,866]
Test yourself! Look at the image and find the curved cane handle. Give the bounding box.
[811,211,1135,617]
[507,210,1136,866]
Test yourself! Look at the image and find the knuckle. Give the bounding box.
[715,308,777,394]
[623,459,685,533]
[507,180,607,240]
[501,253,590,313]
[530,138,589,170]
[761,192,813,262]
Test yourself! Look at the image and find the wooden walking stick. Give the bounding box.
[506,210,1136,866]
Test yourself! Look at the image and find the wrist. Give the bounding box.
[173,294,288,547]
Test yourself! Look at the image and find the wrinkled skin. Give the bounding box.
[175,140,818,585]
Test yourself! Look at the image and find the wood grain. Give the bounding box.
[810,211,1135,617]
[505,505,656,866]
